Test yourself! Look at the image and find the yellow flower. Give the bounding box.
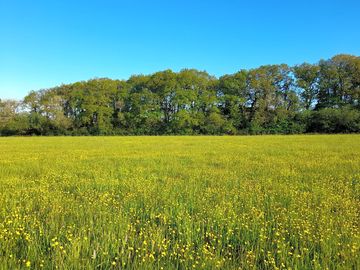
[26,261,31,268]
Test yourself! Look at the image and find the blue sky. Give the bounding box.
[1,0,359,100]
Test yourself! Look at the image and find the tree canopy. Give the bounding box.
[1,54,360,135]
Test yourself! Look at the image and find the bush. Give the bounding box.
[308,107,360,133]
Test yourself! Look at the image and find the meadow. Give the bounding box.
[0,135,359,269]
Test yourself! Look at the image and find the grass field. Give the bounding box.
[0,135,359,269]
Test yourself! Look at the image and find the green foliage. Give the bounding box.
[293,63,319,110]
[1,54,360,135]
[307,107,360,133]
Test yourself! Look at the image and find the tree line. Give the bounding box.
[1,54,359,136]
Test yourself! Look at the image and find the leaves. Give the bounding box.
[1,54,360,135]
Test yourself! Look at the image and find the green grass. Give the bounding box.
[0,135,359,269]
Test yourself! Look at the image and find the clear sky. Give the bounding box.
[1,0,359,100]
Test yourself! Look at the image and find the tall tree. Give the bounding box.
[1,54,359,136]
[317,54,360,109]
[218,70,248,129]
[294,63,319,110]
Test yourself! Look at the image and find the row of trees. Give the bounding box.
[1,54,360,135]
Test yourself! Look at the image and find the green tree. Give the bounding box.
[294,63,320,110]
[0,99,29,135]
[218,70,248,130]
[317,54,360,109]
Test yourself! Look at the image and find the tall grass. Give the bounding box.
[0,135,359,269]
